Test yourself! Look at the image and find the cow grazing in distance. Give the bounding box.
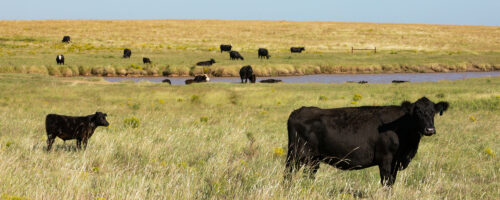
[62,36,71,43]
[143,57,151,64]
[230,51,244,60]
[220,44,232,53]
[285,97,449,186]
[162,79,171,84]
[358,80,368,84]
[123,49,132,58]
[392,80,409,83]
[290,47,305,53]
[45,112,110,151]
[56,55,65,65]
[185,74,210,85]
[258,48,270,59]
[196,59,216,66]
[260,79,282,83]
[239,65,256,83]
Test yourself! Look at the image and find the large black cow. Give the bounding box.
[62,36,71,43]
[123,49,132,58]
[239,65,256,83]
[45,112,110,151]
[258,48,270,59]
[162,79,171,84]
[143,57,151,64]
[290,47,305,53]
[196,59,216,66]
[285,97,449,186]
[220,44,232,53]
[230,51,244,60]
[56,55,65,65]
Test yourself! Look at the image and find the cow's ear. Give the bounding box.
[401,101,414,114]
[435,101,449,116]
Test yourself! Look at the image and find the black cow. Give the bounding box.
[162,79,171,84]
[220,44,232,53]
[123,49,132,58]
[290,47,305,53]
[285,97,449,186]
[392,80,409,83]
[196,59,216,66]
[56,55,65,65]
[185,74,210,85]
[260,79,282,83]
[45,112,110,151]
[143,57,151,64]
[258,48,270,59]
[230,51,244,60]
[62,36,71,43]
[239,65,256,83]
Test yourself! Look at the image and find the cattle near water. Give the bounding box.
[45,112,110,151]
[185,74,210,85]
[123,49,132,58]
[220,44,232,53]
[258,48,270,59]
[230,51,244,60]
[56,55,64,65]
[239,65,256,83]
[260,79,282,83]
[285,97,449,186]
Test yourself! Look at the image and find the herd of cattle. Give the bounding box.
[45,36,448,187]
[55,36,308,84]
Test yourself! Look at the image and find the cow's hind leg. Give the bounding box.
[46,134,56,151]
[284,147,303,180]
[304,159,320,179]
[76,139,82,150]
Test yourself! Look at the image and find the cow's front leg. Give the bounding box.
[379,154,395,187]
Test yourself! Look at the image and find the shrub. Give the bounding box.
[191,95,200,103]
[353,94,362,101]
[123,116,140,128]
[200,116,209,123]
[319,95,328,101]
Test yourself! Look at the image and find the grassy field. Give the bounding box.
[0,74,498,199]
[0,20,499,77]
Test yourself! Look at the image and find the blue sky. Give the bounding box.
[1,0,499,26]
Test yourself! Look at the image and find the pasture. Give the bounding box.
[0,74,498,199]
[0,20,499,77]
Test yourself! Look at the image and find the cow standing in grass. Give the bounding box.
[143,57,151,64]
[45,112,110,151]
[56,55,64,65]
[220,44,232,53]
[290,47,305,53]
[123,49,132,58]
[230,51,244,60]
[258,48,270,59]
[62,36,71,43]
[285,97,449,186]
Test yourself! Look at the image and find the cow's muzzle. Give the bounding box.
[423,127,436,136]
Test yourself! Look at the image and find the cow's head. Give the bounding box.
[93,112,110,127]
[250,74,256,83]
[402,97,449,136]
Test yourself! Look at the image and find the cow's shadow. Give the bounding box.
[44,143,80,152]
